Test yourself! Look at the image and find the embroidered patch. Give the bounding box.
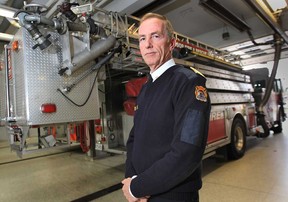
[195,86,207,102]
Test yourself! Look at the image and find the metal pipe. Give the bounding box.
[62,49,116,92]
[61,35,116,76]
[24,15,55,27]
[17,12,52,50]
[67,21,88,32]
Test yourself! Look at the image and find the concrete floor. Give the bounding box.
[0,120,288,202]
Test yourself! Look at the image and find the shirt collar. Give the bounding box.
[150,59,175,82]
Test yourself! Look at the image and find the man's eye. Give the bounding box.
[152,34,160,39]
[139,37,145,42]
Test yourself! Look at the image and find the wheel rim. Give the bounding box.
[234,125,244,151]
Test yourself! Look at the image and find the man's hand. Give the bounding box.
[122,178,138,202]
[122,178,150,202]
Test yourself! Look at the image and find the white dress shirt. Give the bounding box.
[150,59,176,82]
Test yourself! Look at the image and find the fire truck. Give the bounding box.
[0,2,285,159]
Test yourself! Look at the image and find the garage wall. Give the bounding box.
[267,58,288,92]
[243,58,288,92]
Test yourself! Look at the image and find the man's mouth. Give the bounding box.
[145,52,156,56]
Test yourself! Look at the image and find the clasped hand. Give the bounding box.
[122,178,149,202]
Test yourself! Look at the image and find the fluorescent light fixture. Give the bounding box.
[199,0,251,32]
[265,0,287,11]
[0,33,13,41]
[0,5,17,19]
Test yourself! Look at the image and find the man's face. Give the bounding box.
[138,18,175,72]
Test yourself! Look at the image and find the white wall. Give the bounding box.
[243,58,288,92]
[267,58,288,92]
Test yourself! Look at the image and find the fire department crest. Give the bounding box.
[195,86,208,102]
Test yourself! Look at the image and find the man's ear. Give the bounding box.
[169,38,176,51]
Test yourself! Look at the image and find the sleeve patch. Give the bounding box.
[180,109,204,146]
[195,86,208,102]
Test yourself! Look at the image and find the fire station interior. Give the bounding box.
[0,0,288,201]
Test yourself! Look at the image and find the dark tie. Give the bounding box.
[147,74,153,83]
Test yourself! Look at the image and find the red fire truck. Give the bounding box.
[0,2,285,159]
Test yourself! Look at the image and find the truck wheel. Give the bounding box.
[227,118,247,160]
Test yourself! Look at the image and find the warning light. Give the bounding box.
[96,125,102,134]
[12,41,19,51]
[41,103,57,113]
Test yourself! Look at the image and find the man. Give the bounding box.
[122,13,211,202]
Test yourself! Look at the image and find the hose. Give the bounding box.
[257,34,283,138]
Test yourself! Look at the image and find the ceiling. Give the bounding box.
[0,0,287,67]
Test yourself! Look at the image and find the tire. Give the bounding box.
[227,117,247,160]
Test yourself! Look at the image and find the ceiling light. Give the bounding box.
[265,0,287,11]
[0,33,13,41]
[0,5,17,19]
[199,0,251,32]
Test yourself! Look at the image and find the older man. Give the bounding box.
[122,13,211,202]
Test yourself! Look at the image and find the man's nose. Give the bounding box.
[144,38,153,48]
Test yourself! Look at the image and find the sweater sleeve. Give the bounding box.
[130,74,211,197]
[125,126,137,178]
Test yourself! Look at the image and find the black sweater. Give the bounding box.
[125,64,211,200]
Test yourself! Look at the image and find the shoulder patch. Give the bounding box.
[195,86,208,102]
[190,67,205,78]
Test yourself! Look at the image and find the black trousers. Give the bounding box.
[148,192,199,202]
